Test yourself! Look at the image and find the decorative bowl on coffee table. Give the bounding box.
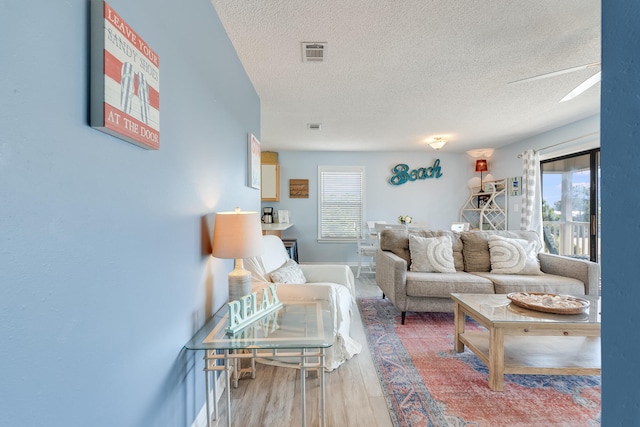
[506,292,590,315]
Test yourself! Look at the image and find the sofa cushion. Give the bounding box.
[409,235,456,273]
[405,271,494,298]
[470,272,586,295]
[380,229,464,271]
[488,235,542,275]
[269,259,307,284]
[460,230,542,272]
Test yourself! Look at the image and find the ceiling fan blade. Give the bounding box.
[560,71,602,102]
[508,62,601,85]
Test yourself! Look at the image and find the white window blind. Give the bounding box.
[318,166,365,241]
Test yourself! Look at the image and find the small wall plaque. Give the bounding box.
[289,179,309,198]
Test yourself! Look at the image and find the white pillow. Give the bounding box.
[409,235,456,273]
[487,235,542,275]
[269,259,307,283]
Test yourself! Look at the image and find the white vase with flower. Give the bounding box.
[398,215,413,229]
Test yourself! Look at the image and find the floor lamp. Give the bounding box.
[212,207,264,302]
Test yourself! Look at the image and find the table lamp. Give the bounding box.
[475,159,488,192]
[212,207,264,301]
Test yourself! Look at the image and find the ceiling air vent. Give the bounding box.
[301,42,327,63]
[307,123,322,131]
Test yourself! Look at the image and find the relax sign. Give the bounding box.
[389,159,443,185]
[226,284,282,335]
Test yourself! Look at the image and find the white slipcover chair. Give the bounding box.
[243,235,361,371]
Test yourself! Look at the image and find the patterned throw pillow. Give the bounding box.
[269,259,307,283]
[408,235,456,273]
[487,235,542,275]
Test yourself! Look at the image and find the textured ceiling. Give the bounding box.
[210,0,600,152]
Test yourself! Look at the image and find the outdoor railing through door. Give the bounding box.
[543,220,590,259]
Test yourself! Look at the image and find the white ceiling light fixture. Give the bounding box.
[428,137,447,150]
[301,42,327,63]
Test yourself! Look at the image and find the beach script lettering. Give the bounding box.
[389,159,443,185]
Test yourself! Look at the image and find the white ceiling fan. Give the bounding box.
[509,62,601,102]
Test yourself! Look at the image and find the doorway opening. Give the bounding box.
[541,148,600,264]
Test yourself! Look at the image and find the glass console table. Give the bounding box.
[184,300,333,427]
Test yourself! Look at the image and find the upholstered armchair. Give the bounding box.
[243,235,361,371]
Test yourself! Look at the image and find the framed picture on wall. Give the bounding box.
[90,0,160,150]
[509,176,522,196]
[248,133,261,189]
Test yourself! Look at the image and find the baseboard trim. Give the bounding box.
[190,372,227,427]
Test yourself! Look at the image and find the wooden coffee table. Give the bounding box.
[451,293,601,391]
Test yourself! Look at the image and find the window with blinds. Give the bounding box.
[317,166,365,241]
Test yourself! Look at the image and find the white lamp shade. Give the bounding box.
[212,210,264,259]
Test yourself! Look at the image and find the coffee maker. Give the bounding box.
[262,207,274,224]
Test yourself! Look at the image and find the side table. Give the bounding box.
[282,238,299,262]
[184,300,334,427]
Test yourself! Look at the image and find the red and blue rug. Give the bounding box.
[357,297,601,427]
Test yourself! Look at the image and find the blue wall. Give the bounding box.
[0,1,260,426]
[601,0,640,424]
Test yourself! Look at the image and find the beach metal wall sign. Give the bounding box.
[389,159,443,185]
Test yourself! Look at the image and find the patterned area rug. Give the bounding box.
[357,297,601,427]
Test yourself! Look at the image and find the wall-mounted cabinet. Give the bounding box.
[261,164,280,201]
[261,151,279,202]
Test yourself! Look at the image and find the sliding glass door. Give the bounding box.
[541,149,600,263]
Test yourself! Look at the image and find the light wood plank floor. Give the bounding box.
[215,272,393,427]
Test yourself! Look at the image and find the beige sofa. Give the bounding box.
[376,229,599,324]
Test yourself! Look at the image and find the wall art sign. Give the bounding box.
[389,159,443,185]
[90,0,160,150]
[248,133,261,189]
[289,179,309,198]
